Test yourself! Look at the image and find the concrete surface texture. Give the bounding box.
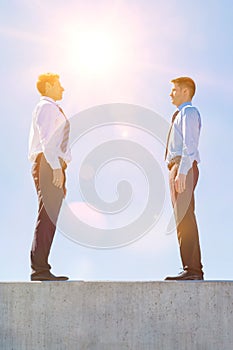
[0,281,233,350]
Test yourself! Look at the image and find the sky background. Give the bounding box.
[0,0,233,281]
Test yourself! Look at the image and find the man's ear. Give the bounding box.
[184,87,192,100]
[45,82,52,94]
[183,87,189,97]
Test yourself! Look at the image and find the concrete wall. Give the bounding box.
[0,281,233,350]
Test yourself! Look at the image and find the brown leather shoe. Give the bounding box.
[164,270,204,281]
[31,272,69,281]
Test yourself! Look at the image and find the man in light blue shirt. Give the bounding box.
[165,77,204,280]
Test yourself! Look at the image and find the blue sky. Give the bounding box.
[1,0,233,281]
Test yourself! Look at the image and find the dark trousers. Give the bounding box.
[169,161,203,276]
[30,153,66,275]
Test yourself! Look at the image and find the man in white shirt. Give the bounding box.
[28,73,71,281]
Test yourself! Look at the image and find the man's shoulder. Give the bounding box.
[38,98,57,108]
[182,104,199,112]
[181,105,201,119]
[35,99,58,115]
[33,99,59,124]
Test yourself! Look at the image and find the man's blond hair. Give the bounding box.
[171,76,196,99]
[36,73,59,95]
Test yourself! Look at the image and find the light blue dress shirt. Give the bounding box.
[166,102,201,175]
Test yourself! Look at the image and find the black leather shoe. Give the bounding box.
[31,272,69,281]
[164,270,204,281]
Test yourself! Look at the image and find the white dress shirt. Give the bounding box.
[166,102,201,175]
[28,96,71,169]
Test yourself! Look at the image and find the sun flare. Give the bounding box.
[66,29,121,76]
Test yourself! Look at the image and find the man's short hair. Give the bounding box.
[36,73,59,95]
[171,76,196,99]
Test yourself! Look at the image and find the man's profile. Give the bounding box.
[28,73,71,281]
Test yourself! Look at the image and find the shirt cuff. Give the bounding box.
[178,157,192,175]
[43,151,62,169]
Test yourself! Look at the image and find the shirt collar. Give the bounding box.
[40,96,58,106]
[178,101,192,111]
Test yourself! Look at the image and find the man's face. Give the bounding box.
[47,78,64,101]
[170,83,186,107]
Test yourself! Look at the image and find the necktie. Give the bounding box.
[59,107,70,153]
[164,110,179,160]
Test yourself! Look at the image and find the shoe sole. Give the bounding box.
[165,277,204,281]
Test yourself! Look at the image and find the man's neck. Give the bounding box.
[177,101,192,110]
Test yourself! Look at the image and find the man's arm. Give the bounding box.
[37,103,65,188]
[175,108,201,193]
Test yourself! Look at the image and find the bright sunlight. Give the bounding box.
[65,29,123,77]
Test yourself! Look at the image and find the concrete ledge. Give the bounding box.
[1,281,233,350]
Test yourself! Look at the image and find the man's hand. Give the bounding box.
[52,168,64,189]
[175,173,186,193]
